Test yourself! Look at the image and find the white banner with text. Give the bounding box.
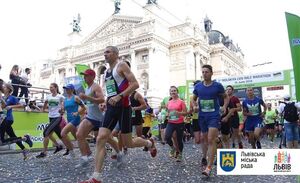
[217,149,300,175]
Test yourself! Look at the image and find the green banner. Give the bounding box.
[286,12,300,101]
[12,111,71,149]
[178,86,186,100]
[12,111,51,148]
[75,64,90,89]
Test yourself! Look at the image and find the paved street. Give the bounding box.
[0,138,298,183]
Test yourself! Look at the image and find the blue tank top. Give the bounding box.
[64,95,80,123]
[85,83,104,122]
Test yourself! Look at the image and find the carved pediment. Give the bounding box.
[82,15,143,44]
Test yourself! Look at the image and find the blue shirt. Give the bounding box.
[193,81,225,117]
[5,95,18,121]
[242,97,264,120]
[64,95,80,123]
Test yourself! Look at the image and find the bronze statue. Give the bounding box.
[114,0,121,14]
[72,14,81,32]
[147,0,157,4]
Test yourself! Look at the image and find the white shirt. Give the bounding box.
[20,72,29,84]
[46,94,64,118]
[277,101,300,123]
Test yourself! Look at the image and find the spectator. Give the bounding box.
[19,68,31,107]
[9,65,22,97]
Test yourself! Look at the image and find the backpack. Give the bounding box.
[283,102,299,122]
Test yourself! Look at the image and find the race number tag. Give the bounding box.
[106,79,117,97]
[200,99,215,112]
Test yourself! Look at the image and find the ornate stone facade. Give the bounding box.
[36,4,245,107]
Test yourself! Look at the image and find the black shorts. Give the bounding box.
[192,119,200,132]
[131,117,143,126]
[230,116,240,129]
[221,121,231,135]
[102,104,132,134]
[265,123,275,129]
[159,119,168,129]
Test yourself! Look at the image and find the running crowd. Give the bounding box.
[0,46,300,182]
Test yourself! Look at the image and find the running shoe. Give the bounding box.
[201,158,208,167]
[22,149,29,160]
[63,149,69,156]
[80,178,102,183]
[143,147,149,151]
[123,147,128,155]
[36,152,46,158]
[256,141,262,149]
[53,145,63,154]
[24,135,33,148]
[176,153,183,162]
[149,138,157,158]
[169,148,175,158]
[202,166,212,177]
[75,157,89,168]
[232,143,236,148]
[174,151,179,159]
[238,142,243,149]
[111,154,117,160]
[116,153,123,167]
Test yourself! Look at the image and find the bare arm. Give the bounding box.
[108,62,139,106]
[119,62,139,96]
[75,96,86,114]
[133,92,147,111]
[42,101,48,112]
[80,85,105,105]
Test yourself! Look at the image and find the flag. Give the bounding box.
[75,64,90,89]
[285,12,300,101]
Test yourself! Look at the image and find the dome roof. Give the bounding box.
[207,30,225,44]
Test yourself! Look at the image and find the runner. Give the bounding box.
[130,90,147,138]
[192,64,229,177]
[158,97,170,145]
[264,103,277,143]
[0,83,32,160]
[36,83,70,158]
[242,87,267,149]
[80,46,157,183]
[189,80,201,147]
[75,68,121,168]
[226,85,243,149]
[60,84,86,158]
[165,86,187,162]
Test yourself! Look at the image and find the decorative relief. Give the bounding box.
[97,22,135,37]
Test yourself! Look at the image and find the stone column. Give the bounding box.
[130,50,138,75]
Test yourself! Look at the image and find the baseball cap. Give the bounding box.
[283,94,291,100]
[80,69,96,77]
[63,84,75,90]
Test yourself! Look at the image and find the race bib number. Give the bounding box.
[169,111,179,121]
[200,99,215,112]
[105,79,117,97]
[132,110,136,118]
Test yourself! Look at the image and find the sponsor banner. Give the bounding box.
[217,149,300,175]
[12,111,70,149]
[286,12,300,101]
